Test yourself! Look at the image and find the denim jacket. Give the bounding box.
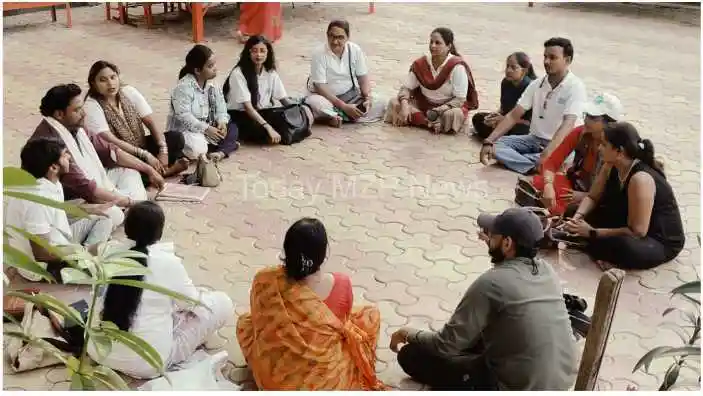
[165,74,229,136]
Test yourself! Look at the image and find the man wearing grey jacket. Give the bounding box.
[390,208,577,390]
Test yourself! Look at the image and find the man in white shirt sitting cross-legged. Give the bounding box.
[5,138,118,282]
[480,37,587,175]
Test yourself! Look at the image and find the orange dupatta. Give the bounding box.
[236,266,387,390]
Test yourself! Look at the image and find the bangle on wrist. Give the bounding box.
[482,141,494,146]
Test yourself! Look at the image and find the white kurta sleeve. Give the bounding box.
[121,85,153,117]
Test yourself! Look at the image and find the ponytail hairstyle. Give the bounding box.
[101,201,165,331]
[510,51,538,80]
[224,35,276,108]
[179,44,214,80]
[603,122,665,177]
[432,27,459,56]
[281,218,328,281]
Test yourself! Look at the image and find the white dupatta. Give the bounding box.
[44,116,116,192]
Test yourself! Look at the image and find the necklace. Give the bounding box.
[618,159,639,188]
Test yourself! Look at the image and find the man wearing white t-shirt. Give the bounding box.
[480,38,587,175]
[5,138,117,282]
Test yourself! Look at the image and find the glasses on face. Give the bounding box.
[327,33,346,41]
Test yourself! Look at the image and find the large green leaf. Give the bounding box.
[97,241,147,261]
[70,372,95,391]
[88,329,114,362]
[672,281,701,296]
[101,279,205,308]
[6,225,70,263]
[91,366,130,390]
[102,263,150,279]
[3,190,88,218]
[633,346,702,373]
[60,268,93,285]
[660,363,681,391]
[99,327,165,374]
[3,243,56,282]
[5,291,84,327]
[3,167,37,187]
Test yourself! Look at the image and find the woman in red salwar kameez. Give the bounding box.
[386,27,479,135]
[233,2,282,44]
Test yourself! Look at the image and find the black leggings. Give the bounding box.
[228,109,277,144]
[583,206,682,270]
[397,343,498,390]
[471,112,530,140]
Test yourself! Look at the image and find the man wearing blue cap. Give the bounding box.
[389,208,577,390]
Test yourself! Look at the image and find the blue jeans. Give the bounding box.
[494,134,550,174]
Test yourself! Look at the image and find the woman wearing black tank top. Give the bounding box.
[563,122,685,270]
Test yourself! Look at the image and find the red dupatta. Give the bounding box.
[409,55,479,114]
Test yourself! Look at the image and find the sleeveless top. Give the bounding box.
[604,161,685,251]
[323,272,353,321]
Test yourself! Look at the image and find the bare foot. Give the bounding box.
[328,116,343,128]
[207,152,225,162]
[163,158,190,178]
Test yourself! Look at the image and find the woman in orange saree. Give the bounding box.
[234,2,282,44]
[236,218,387,390]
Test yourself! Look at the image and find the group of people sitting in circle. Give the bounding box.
[4,17,686,391]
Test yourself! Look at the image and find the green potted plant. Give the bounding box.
[3,166,205,390]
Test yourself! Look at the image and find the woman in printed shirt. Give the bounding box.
[471,52,537,139]
[386,27,479,135]
[165,44,239,161]
[224,35,313,145]
[84,61,189,179]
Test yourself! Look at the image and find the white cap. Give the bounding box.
[584,92,623,121]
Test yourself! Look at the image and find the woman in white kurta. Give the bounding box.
[84,61,189,178]
[303,19,387,127]
[88,201,233,379]
[224,35,312,145]
[386,27,479,134]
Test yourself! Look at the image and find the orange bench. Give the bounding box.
[2,2,72,27]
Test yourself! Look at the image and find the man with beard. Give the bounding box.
[28,84,164,228]
[389,208,576,390]
[5,138,118,281]
[480,37,587,175]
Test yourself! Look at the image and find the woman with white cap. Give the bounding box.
[516,92,623,215]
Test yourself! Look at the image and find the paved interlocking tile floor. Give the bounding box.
[2,3,700,391]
